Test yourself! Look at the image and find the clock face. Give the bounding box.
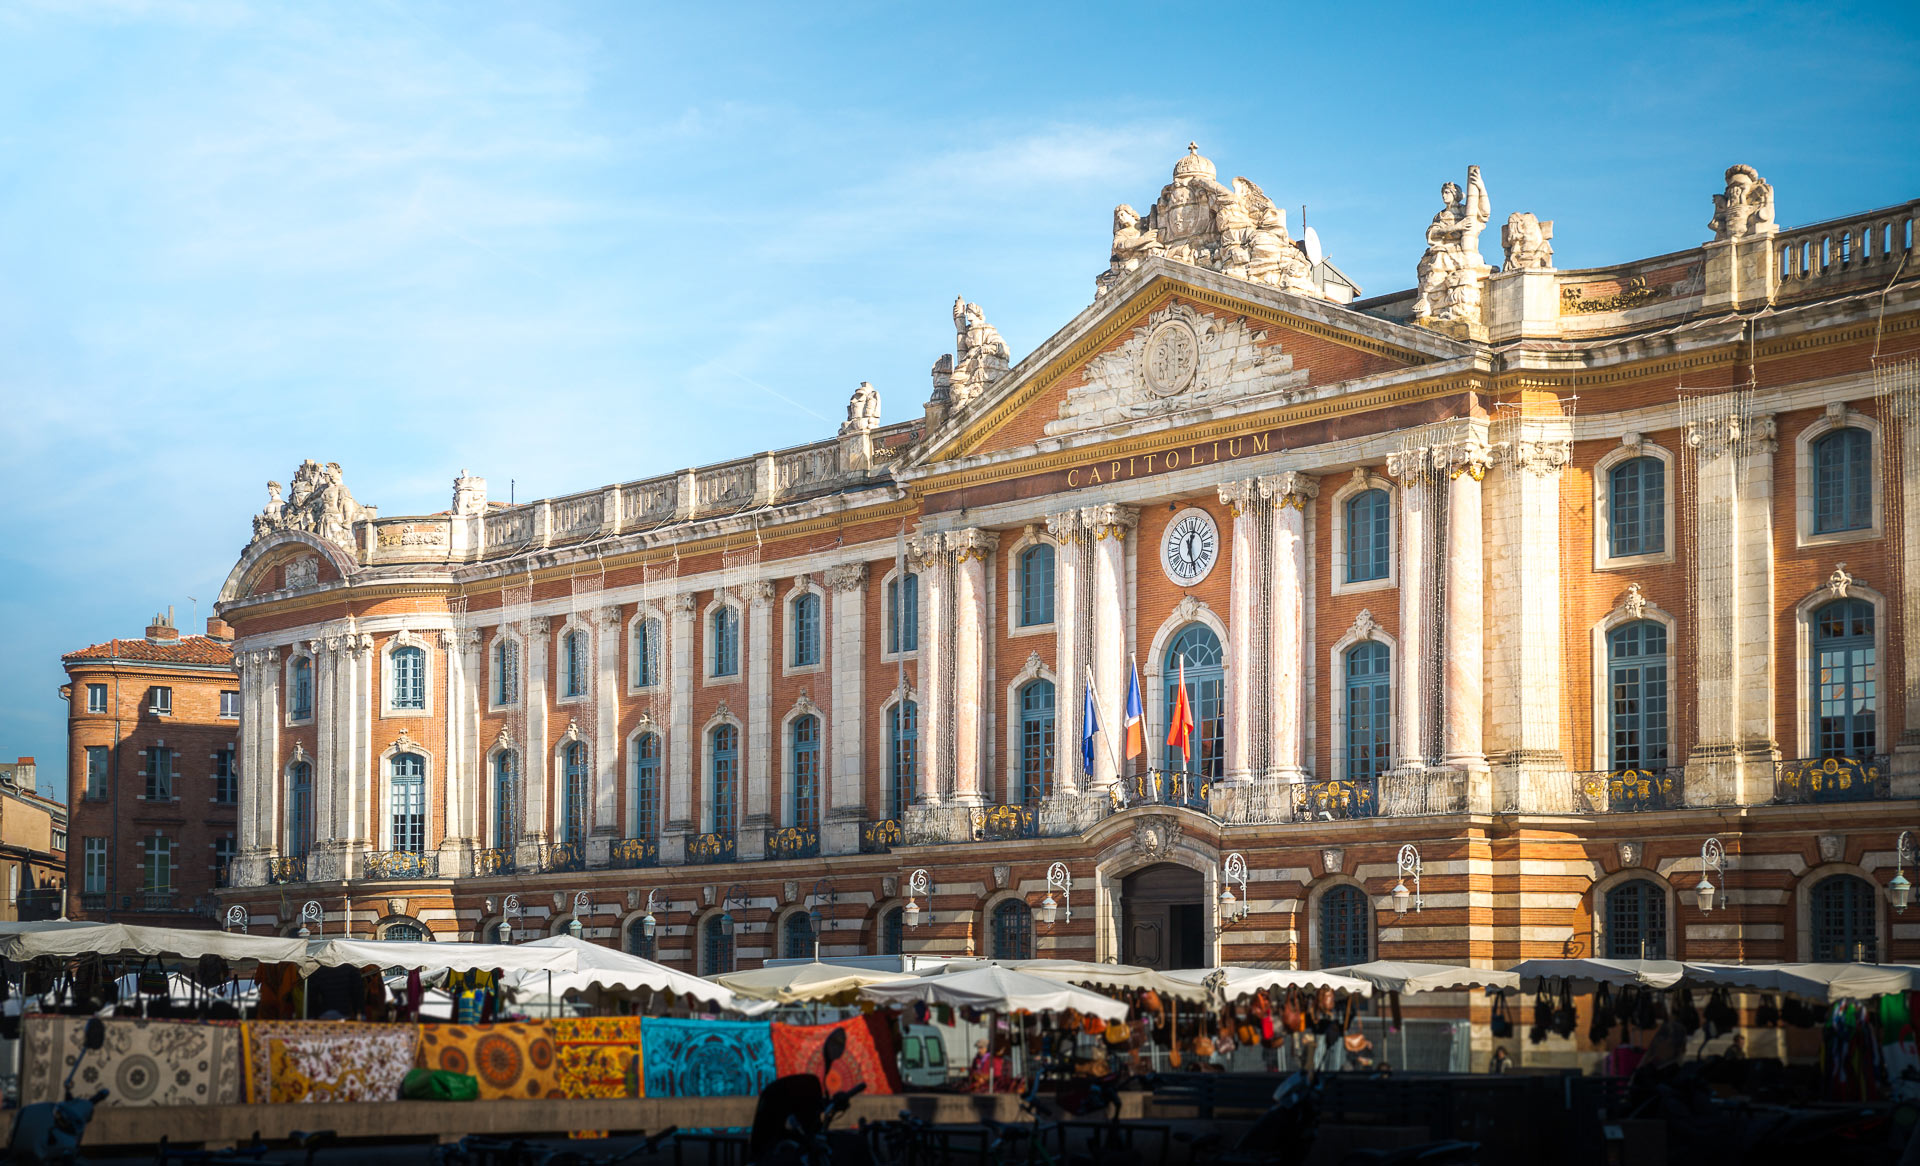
[1161,508,1220,586]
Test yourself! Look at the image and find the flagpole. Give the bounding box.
[1084,665,1125,783]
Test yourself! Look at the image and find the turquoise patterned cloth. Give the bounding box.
[641,1017,775,1097]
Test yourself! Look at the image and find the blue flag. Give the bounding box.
[1081,667,1101,776]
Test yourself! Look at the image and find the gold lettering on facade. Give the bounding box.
[1067,469,1080,487]
[1252,434,1270,453]
[1166,450,1180,469]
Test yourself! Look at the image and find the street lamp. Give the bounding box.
[500,893,522,944]
[719,884,748,936]
[1392,844,1423,915]
[225,905,247,934]
[809,880,836,960]
[1892,832,1916,913]
[904,869,931,928]
[1041,862,1072,926]
[640,889,665,940]
[1220,852,1248,924]
[299,899,322,939]
[1697,837,1725,913]
[569,890,590,939]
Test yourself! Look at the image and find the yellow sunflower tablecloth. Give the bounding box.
[549,1017,644,1098]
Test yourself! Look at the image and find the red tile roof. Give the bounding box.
[63,636,235,667]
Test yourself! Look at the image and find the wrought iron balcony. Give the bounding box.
[609,837,659,869]
[1295,778,1379,820]
[80,892,108,913]
[688,831,737,865]
[268,855,308,885]
[544,842,587,873]
[474,847,516,877]
[138,891,177,912]
[764,825,820,860]
[1575,768,1686,813]
[1774,755,1889,805]
[364,850,439,880]
[979,803,1037,841]
[1121,769,1214,811]
[859,819,901,855]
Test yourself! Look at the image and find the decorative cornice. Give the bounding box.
[1260,470,1320,507]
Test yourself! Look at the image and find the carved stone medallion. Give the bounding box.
[1131,815,1182,862]
[993,865,1010,889]
[1143,320,1199,397]
[1819,834,1844,863]
[1321,849,1344,875]
[387,898,407,918]
[1617,841,1641,868]
[784,880,799,904]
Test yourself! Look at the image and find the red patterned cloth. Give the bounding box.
[771,1015,903,1096]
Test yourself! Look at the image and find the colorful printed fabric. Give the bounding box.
[772,1015,903,1096]
[417,1021,564,1100]
[641,1018,775,1098]
[244,1021,421,1104]
[550,1016,644,1099]
[22,1016,243,1107]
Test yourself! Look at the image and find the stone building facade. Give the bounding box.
[211,151,1920,1011]
[61,612,240,926]
[0,758,67,922]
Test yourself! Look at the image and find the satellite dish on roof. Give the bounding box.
[1303,226,1325,268]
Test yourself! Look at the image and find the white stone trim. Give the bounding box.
[879,565,920,662]
[1587,590,1680,771]
[1003,527,1059,639]
[375,737,434,853]
[1002,653,1060,804]
[1794,405,1885,549]
[1790,577,1889,760]
[379,629,434,719]
[781,577,828,677]
[1794,864,1887,961]
[1328,469,1397,596]
[626,605,668,693]
[1590,867,1676,960]
[1592,436,1677,570]
[701,592,747,685]
[1303,874,1374,969]
[553,615,594,705]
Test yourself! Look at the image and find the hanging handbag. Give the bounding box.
[1674,989,1701,1036]
[1105,1020,1131,1048]
[1281,988,1306,1034]
[1489,990,1513,1039]
[1552,978,1577,1039]
[1756,994,1780,1028]
[1529,979,1552,1045]
[1588,982,1615,1045]
[1704,987,1738,1036]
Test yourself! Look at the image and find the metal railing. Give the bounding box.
[363,850,439,880]
[1119,769,1213,811]
[764,826,820,860]
[1774,755,1889,805]
[138,891,177,912]
[268,855,308,885]
[609,837,659,869]
[544,842,587,873]
[474,847,516,877]
[1574,768,1686,813]
[1295,778,1379,820]
[688,831,737,865]
[80,892,108,913]
[859,819,901,855]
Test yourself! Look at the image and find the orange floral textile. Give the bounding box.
[242,1021,421,1104]
[771,1015,903,1096]
[549,1017,644,1099]
[417,1022,564,1100]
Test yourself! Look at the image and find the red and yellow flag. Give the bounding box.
[1166,657,1195,763]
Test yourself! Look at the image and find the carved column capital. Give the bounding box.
[1043,509,1085,544]
[743,579,777,606]
[947,527,1000,563]
[1433,435,1493,480]
[1260,470,1320,509]
[1384,447,1432,481]
[528,616,552,636]
[1217,478,1261,516]
[823,563,869,592]
[1081,504,1138,541]
[1508,437,1572,476]
[672,593,697,615]
[597,603,625,629]
[905,530,948,569]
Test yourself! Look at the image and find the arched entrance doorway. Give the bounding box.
[1121,863,1206,970]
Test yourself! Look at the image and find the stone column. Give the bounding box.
[1485,420,1570,811]
[1896,397,1920,764]
[1734,416,1779,781]
[743,580,776,858]
[824,563,868,853]
[908,532,949,807]
[521,617,551,853]
[665,597,695,863]
[950,529,999,805]
[1266,472,1319,780]
[1385,451,1432,770]
[232,652,263,874]
[333,634,370,867]
[310,638,335,848]
[1437,435,1491,777]
[254,648,281,859]
[593,606,622,846]
[1045,510,1086,798]
[1085,506,1136,795]
[1217,480,1260,786]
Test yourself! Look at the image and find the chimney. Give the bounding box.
[204,617,234,641]
[146,610,179,642]
[14,759,34,790]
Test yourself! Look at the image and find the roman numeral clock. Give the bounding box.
[1161,508,1220,585]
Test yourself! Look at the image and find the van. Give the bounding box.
[897,1024,949,1089]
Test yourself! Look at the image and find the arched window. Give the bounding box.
[1018,545,1055,627]
[792,593,821,668]
[703,914,735,975]
[1344,641,1392,780]
[1018,679,1056,804]
[632,734,660,839]
[888,701,917,819]
[791,715,820,830]
[1346,489,1391,583]
[992,900,1033,960]
[493,638,520,705]
[1812,427,1873,534]
[1605,879,1668,959]
[492,751,519,849]
[633,618,661,689]
[887,574,919,654]
[563,742,589,845]
[289,658,313,721]
[1319,884,1370,966]
[1607,622,1669,771]
[382,920,427,942]
[563,630,588,698]
[1608,456,1666,557]
[392,646,426,710]
[1814,598,1876,759]
[711,724,739,834]
[625,917,655,959]
[390,753,425,853]
[783,912,815,960]
[1811,874,1877,962]
[881,907,904,956]
[712,607,740,677]
[1163,624,1225,781]
[287,762,314,858]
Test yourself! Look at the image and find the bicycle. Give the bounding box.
[981,1077,1063,1166]
[155,1130,335,1166]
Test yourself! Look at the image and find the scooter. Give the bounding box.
[749,1027,871,1166]
[7,1016,111,1166]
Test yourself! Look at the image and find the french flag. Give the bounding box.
[1123,655,1145,759]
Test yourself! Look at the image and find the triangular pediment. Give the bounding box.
[908,258,1476,471]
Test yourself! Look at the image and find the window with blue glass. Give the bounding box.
[1344,641,1392,779]
[791,715,820,830]
[390,752,425,853]
[493,638,520,705]
[888,574,919,654]
[1813,427,1873,535]
[633,618,660,688]
[290,657,313,721]
[1345,489,1391,583]
[711,606,740,677]
[563,742,589,845]
[888,700,918,819]
[1813,598,1876,759]
[563,630,588,698]
[1318,884,1370,966]
[633,733,660,839]
[1608,621,1669,771]
[493,751,518,849]
[1605,879,1667,959]
[1019,679,1056,804]
[1812,874,1877,962]
[1163,624,1225,781]
[791,592,821,668]
[287,761,314,859]
[992,899,1033,960]
[711,724,739,834]
[703,915,735,975]
[392,646,426,710]
[1018,545,1055,627]
[1608,456,1666,557]
[881,907,904,956]
[783,912,815,960]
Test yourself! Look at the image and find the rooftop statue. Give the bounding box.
[840,380,881,434]
[251,460,371,548]
[1501,211,1555,271]
[1411,164,1492,324]
[947,296,1011,407]
[1709,164,1777,241]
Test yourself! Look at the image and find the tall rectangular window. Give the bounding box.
[1814,599,1877,758]
[149,686,172,716]
[633,735,660,839]
[564,631,588,698]
[141,835,173,892]
[1344,642,1393,780]
[390,753,426,853]
[86,684,108,714]
[83,838,107,894]
[1018,545,1055,627]
[144,748,173,800]
[1345,489,1391,583]
[791,593,821,668]
[887,574,919,654]
[1608,457,1666,558]
[888,701,917,819]
[1813,427,1873,535]
[391,647,427,710]
[1018,680,1056,805]
[634,620,660,688]
[493,638,520,705]
[711,725,739,834]
[84,745,108,799]
[711,607,740,677]
[790,716,820,830]
[213,748,238,804]
[563,743,589,845]
[214,837,236,884]
[1608,622,1669,771]
[290,656,313,720]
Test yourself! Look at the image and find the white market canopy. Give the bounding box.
[932,958,1190,1000]
[1325,961,1521,995]
[0,921,310,967]
[1505,959,1687,991]
[714,960,916,1004]
[306,937,577,977]
[504,935,739,1011]
[860,964,1130,1020]
[1684,962,1913,1002]
[1160,966,1374,1001]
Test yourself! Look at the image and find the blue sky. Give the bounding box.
[2,1,1916,796]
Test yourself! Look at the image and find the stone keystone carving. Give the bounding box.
[1828,563,1855,599]
[1411,165,1492,325]
[1500,212,1554,272]
[1622,584,1648,620]
[252,459,373,548]
[1131,815,1182,862]
[1709,164,1777,241]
